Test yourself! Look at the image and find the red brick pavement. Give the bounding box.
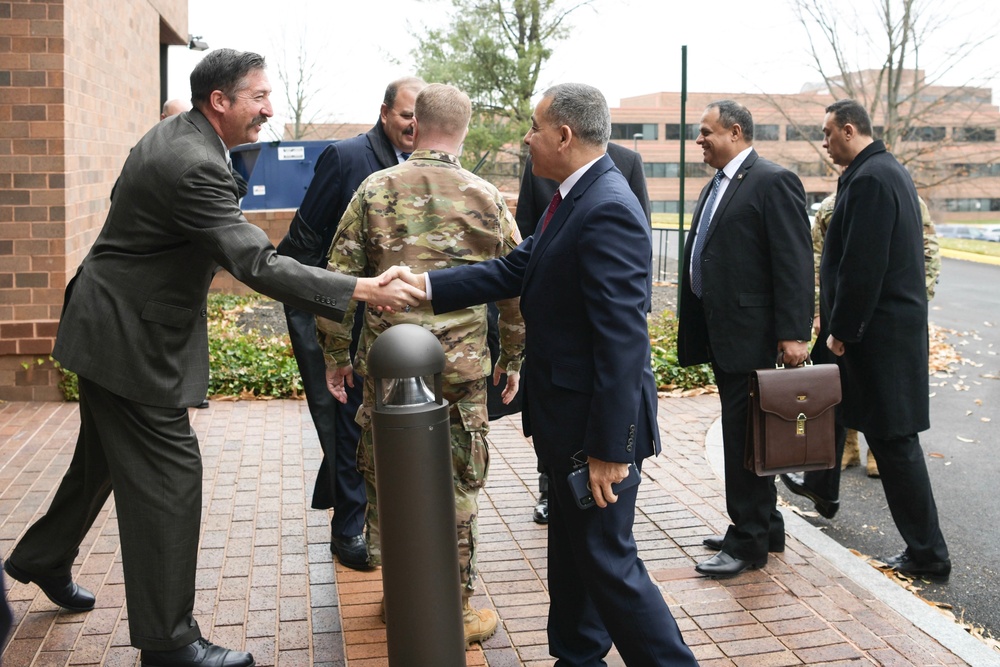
[0,397,973,666]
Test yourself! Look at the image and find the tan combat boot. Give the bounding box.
[841,429,861,469]
[866,449,880,478]
[463,602,499,645]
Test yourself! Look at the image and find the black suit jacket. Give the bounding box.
[821,140,929,437]
[677,149,813,373]
[277,121,398,266]
[515,142,651,237]
[52,109,355,408]
[430,154,660,469]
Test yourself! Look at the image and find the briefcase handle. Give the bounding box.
[774,355,813,369]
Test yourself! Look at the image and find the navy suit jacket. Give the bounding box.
[677,149,813,373]
[430,153,660,471]
[277,121,398,267]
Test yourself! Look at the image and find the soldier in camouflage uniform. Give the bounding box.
[316,83,525,645]
[811,193,940,477]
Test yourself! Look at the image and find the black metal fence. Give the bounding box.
[652,227,684,284]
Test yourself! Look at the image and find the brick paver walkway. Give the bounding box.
[0,397,979,665]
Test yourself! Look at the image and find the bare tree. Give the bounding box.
[271,32,331,141]
[763,0,999,191]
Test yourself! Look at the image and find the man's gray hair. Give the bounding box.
[542,83,611,148]
[706,99,755,142]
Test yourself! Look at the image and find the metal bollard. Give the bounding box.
[367,324,465,667]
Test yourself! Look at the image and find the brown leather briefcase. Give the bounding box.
[745,362,842,476]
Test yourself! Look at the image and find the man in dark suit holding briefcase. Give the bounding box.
[677,100,814,578]
[2,49,421,667]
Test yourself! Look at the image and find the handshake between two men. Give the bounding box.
[327,263,521,411]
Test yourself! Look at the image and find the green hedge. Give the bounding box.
[648,310,715,392]
[52,296,713,401]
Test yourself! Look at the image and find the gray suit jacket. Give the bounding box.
[53,109,355,408]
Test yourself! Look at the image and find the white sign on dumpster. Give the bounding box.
[278,146,305,161]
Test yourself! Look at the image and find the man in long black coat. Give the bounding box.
[812,98,950,581]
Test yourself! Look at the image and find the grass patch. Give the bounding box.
[938,237,1000,258]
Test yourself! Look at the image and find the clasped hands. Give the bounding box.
[353,265,426,313]
[334,264,520,404]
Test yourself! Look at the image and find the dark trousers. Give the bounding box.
[804,424,948,562]
[285,307,366,538]
[714,364,785,561]
[543,443,696,665]
[9,377,202,650]
[802,413,848,501]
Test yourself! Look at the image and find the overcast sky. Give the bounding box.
[167,0,999,139]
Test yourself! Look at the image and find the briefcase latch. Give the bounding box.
[796,412,807,436]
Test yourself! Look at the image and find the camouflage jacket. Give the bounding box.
[813,192,941,305]
[317,148,525,388]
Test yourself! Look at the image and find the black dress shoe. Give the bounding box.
[779,473,839,519]
[141,637,254,667]
[532,492,549,524]
[703,535,784,553]
[3,559,95,612]
[883,550,951,583]
[695,551,767,578]
[196,399,210,409]
[331,534,374,571]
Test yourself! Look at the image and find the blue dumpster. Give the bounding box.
[231,140,334,210]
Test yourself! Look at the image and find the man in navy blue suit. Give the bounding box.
[276,77,426,570]
[514,143,651,525]
[386,83,696,667]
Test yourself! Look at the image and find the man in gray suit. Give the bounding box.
[1,49,421,667]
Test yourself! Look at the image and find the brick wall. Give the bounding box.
[0,0,186,401]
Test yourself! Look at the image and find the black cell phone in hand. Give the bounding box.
[567,462,641,509]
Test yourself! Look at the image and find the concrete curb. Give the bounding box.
[704,418,1000,666]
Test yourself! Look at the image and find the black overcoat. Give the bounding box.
[820,140,929,437]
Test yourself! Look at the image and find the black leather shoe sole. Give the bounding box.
[703,535,784,553]
[4,559,95,612]
[779,473,840,519]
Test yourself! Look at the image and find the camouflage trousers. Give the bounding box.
[356,377,490,603]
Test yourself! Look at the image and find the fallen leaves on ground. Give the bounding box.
[854,552,1000,652]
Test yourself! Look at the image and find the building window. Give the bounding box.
[789,161,829,177]
[786,125,825,141]
[953,127,997,142]
[642,162,711,178]
[944,198,1000,211]
[756,124,779,141]
[902,126,946,142]
[611,123,658,141]
[664,124,699,140]
[650,201,698,213]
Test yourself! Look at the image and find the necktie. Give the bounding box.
[400,152,411,162]
[690,170,724,298]
[540,191,562,234]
